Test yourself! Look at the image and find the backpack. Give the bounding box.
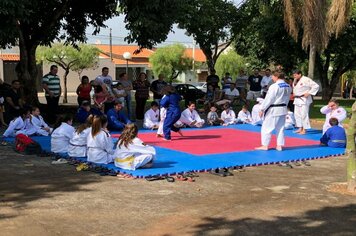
[15,134,42,155]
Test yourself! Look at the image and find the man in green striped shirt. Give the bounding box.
[42,65,61,124]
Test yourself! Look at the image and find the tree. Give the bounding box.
[149,44,192,83]
[0,0,118,105]
[177,0,240,72]
[37,44,100,103]
[283,0,353,79]
[215,49,246,79]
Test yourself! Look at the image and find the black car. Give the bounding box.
[173,83,206,105]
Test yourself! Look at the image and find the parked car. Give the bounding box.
[173,83,206,106]
[196,82,207,93]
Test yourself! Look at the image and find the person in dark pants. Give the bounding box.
[133,72,150,120]
[4,80,24,123]
[42,65,61,124]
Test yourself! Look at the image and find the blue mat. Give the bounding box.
[3,125,345,178]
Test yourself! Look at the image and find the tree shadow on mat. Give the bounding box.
[190,204,356,236]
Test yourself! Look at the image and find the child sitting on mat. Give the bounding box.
[51,114,75,153]
[68,115,94,157]
[143,101,160,130]
[3,109,30,137]
[237,105,252,124]
[18,106,52,136]
[179,101,205,128]
[285,107,296,130]
[87,115,115,164]
[207,106,223,126]
[320,118,346,148]
[113,123,155,170]
[251,98,264,125]
[221,103,237,126]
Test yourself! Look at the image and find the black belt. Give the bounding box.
[264,104,286,115]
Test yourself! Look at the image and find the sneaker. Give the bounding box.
[51,158,68,165]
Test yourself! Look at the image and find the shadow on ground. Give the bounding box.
[191,204,356,236]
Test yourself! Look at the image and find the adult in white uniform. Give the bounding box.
[251,98,264,125]
[221,103,237,126]
[292,70,319,134]
[320,98,347,134]
[68,115,94,157]
[179,102,205,128]
[19,107,52,136]
[143,101,160,129]
[114,124,155,170]
[87,115,114,164]
[285,109,296,130]
[255,71,291,151]
[237,105,252,124]
[3,109,29,137]
[51,115,75,153]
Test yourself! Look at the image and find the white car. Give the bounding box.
[196,82,207,93]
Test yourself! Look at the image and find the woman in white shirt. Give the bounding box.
[68,115,94,157]
[179,102,205,128]
[51,114,75,153]
[87,115,114,164]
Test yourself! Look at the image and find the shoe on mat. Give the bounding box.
[294,161,302,166]
[302,161,311,166]
[209,169,226,177]
[51,158,68,165]
[278,162,293,168]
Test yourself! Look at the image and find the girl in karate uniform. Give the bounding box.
[237,105,252,124]
[20,107,52,136]
[143,101,160,129]
[221,103,237,126]
[87,115,114,164]
[114,123,155,170]
[68,115,94,157]
[179,102,205,128]
[51,114,75,153]
[3,109,30,137]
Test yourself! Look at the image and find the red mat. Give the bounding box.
[112,129,319,155]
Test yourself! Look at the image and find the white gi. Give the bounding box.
[260,79,291,146]
[320,105,347,134]
[251,98,264,125]
[285,111,296,130]
[157,106,166,136]
[179,108,205,127]
[19,115,52,136]
[113,137,155,170]
[221,109,237,125]
[261,75,272,94]
[51,123,75,153]
[87,129,114,164]
[3,117,25,137]
[143,108,160,129]
[68,128,91,157]
[237,110,252,124]
[293,76,319,129]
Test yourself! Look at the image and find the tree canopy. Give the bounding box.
[215,49,246,79]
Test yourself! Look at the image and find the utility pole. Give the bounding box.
[109,28,113,61]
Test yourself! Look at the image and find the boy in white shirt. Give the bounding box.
[180,102,205,128]
[221,103,237,126]
[238,105,252,124]
[285,108,296,130]
[143,101,160,129]
[251,98,264,125]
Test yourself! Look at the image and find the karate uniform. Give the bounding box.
[143,108,160,129]
[251,103,263,125]
[320,105,347,134]
[293,76,319,129]
[285,111,296,130]
[19,115,52,136]
[113,137,155,170]
[68,127,91,157]
[160,93,182,140]
[87,129,114,164]
[221,110,237,125]
[107,108,131,131]
[237,110,252,124]
[3,116,25,137]
[320,125,346,148]
[179,108,205,127]
[260,79,291,147]
[51,122,75,153]
[157,106,166,136]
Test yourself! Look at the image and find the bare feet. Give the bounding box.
[293,128,302,133]
[161,138,172,141]
[255,146,269,151]
[299,130,306,135]
[276,146,283,151]
[156,134,163,138]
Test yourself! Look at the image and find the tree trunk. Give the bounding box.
[63,69,69,104]
[308,44,316,80]
[347,101,356,192]
[16,38,39,106]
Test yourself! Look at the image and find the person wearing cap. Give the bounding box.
[107,101,132,131]
[292,69,319,135]
[255,71,291,151]
[251,97,264,125]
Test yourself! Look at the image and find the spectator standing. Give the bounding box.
[118,72,133,119]
[150,74,168,104]
[0,79,9,126]
[133,72,150,120]
[246,69,263,101]
[76,75,92,106]
[221,72,233,90]
[260,69,272,97]
[95,67,113,85]
[235,69,248,98]
[5,80,24,123]
[206,69,220,89]
[42,65,61,124]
